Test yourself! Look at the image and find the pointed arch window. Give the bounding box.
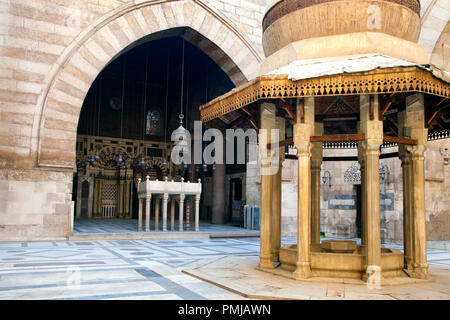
[146,109,161,136]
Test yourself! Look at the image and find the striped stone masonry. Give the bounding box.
[0,0,266,240]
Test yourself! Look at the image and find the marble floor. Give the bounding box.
[0,237,448,300]
[73,219,260,235]
[0,237,263,300]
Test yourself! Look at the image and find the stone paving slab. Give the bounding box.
[0,238,260,300]
[182,255,450,300]
[69,219,260,241]
[0,237,448,300]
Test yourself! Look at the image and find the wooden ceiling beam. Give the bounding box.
[228,115,247,128]
[426,100,450,128]
[379,93,396,120]
[235,108,259,131]
[280,98,297,124]
[384,115,398,136]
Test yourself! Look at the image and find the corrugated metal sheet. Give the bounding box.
[264,54,450,83]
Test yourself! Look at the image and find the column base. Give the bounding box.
[293,263,311,280]
[404,256,414,271]
[259,256,276,269]
[410,265,429,279]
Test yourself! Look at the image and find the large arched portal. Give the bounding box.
[73,30,241,232]
[34,0,261,169]
[9,0,262,239]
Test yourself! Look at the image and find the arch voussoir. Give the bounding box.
[36,0,261,169]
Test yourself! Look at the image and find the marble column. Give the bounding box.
[195,194,200,232]
[212,163,225,224]
[119,180,124,218]
[87,178,94,219]
[162,193,168,232]
[399,151,413,271]
[145,193,151,232]
[98,179,103,218]
[171,199,175,231]
[179,194,185,231]
[311,122,323,245]
[410,145,428,279]
[129,180,133,219]
[259,102,277,270]
[93,179,99,217]
[293,97,314,280]
[398,93,429,279]
[124,180,130,218]
[138,197,143,231]
[357,150,367,246]
[76,178,82,219]
[186,200,190,230]
[154,198,160,231]
[359,95,383,281]
[271,114,285,262]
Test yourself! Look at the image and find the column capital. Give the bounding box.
[162,193,169,200]
[407,145,426,159]
[361,142,381,155]
[295,143,311,157]
[399,153,412,166]
[399,144,426,161]
[146,193,152,200]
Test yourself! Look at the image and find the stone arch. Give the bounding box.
[430,21,450,72]
[96,145,130,169]
[148,158,167,175]
[34,0,262,169]
[418,0,450,59]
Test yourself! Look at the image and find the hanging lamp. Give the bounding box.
[172,39,190,166]
[116,55,127,167]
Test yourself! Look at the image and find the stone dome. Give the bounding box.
[262,0,422,58]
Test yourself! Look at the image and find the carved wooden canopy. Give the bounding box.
[199,66,449,124]
[200,66,450,136]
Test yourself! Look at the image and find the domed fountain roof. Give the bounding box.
[260,0,428,74]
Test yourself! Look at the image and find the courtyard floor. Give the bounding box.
[0,225,449,299]
[70,219,260,240]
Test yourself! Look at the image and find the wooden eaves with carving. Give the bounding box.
[199,66,450,137]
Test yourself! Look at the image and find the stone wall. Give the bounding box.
[0,168,73,241]
[424,138,450,240]
[430,21,450,75]
[0,0,266,241]
[206,0,265,57]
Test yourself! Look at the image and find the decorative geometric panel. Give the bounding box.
[323,97,356,115]
[344,163,361,182]
[343,162,391,183]
[102,182,118,201]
